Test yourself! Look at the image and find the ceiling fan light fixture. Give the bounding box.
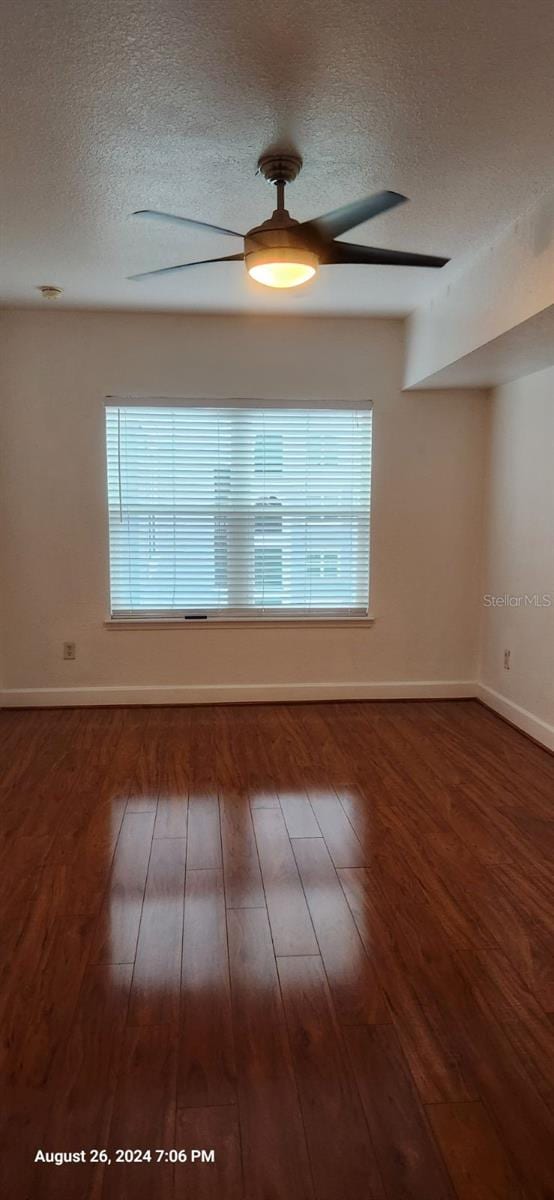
[246,247,318,289]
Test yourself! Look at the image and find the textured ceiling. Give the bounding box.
[2,0,554,315]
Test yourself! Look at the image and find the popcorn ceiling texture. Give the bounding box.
[2,0,554,315]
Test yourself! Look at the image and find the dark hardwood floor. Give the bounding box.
[0,699,553,1199]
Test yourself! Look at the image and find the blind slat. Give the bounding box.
[106,405,372,620]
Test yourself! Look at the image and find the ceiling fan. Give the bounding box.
[129,153,449,290]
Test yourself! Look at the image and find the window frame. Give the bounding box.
[103,396,375,628]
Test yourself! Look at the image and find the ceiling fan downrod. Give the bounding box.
[257,152,303,215]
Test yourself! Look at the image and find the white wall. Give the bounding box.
[0,310,486,704]
[478,365,554,748]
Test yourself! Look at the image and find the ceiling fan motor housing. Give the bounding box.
[244,218,319,279]
[244,175,320,282]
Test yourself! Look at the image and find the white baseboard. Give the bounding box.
[2,678,551,752]
[0,679,475,708]
[477,683,554,752]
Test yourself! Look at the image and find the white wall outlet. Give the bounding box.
[503,648,511,670]
[63,642,76,660]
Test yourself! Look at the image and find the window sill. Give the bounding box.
[104,616,376,630]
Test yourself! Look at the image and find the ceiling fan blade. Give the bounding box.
[132,209,244,239]
[322,241,449,268]
[128,253,245,281]
[299,191,408,244]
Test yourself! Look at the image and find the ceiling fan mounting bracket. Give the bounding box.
[257,153,303,185]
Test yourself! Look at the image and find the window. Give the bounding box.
[105,401,372,621]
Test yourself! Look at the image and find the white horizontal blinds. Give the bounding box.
[106,403,371,619]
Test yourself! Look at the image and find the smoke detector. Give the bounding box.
[36,285,63,300]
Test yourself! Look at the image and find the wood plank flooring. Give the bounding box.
[0,699,553,1199]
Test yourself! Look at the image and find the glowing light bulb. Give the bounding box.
[247,248,318,289]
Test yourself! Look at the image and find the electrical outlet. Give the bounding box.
[63,642,76,660]
[503,648,511,670]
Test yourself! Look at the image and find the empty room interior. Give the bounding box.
[1,1,554,1197]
